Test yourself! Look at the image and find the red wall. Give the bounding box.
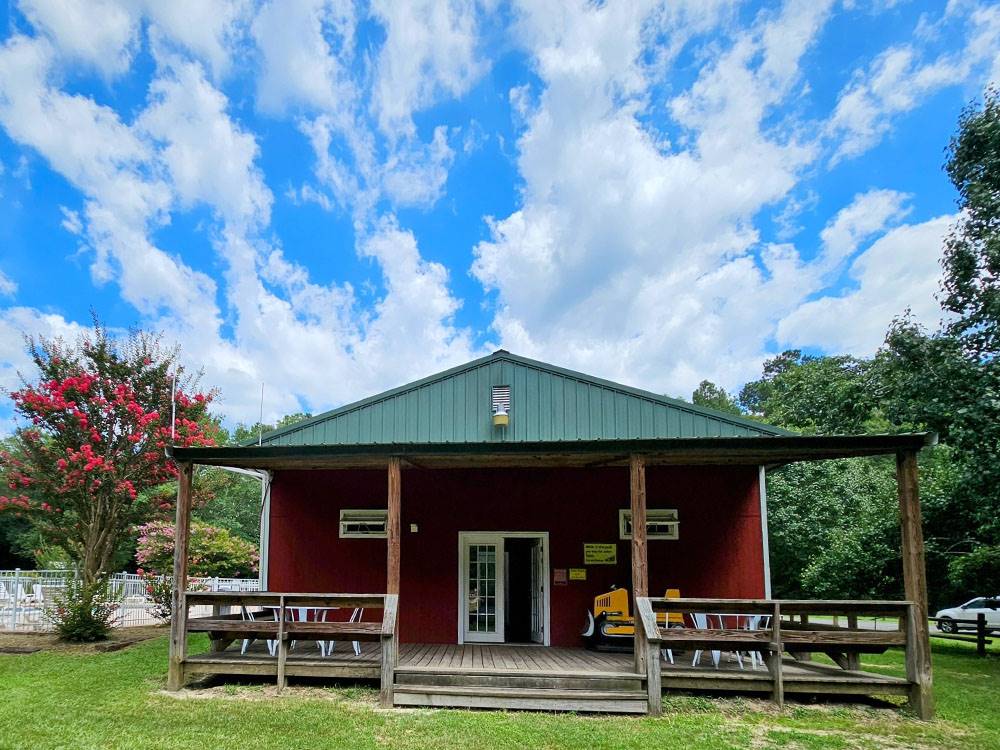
[267,465,765,646]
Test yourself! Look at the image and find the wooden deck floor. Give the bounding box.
[183,641,909,697]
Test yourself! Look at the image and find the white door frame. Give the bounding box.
[458,531,550,646]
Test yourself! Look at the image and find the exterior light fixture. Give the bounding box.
[491,384,511,428]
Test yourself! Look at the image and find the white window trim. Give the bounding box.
[339,509,388,538]
[619,508,679,540]
[457,531,550,646]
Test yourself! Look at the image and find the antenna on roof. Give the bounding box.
[258,382,264,447]
[170,369,178,443]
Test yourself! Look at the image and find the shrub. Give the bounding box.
[138,570,173,622]
[45,575,120,642]
[136,569,206,622]
[136,520,258,578]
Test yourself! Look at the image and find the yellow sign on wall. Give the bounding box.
[584,543,617,565]
[569,568,587,581]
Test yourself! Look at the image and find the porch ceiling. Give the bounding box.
[166,433,936,470]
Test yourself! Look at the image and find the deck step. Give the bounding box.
[393,684,648,713]
[394,667,643,691]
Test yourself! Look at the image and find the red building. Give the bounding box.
[166,351,935,716]
[260,351,777,647]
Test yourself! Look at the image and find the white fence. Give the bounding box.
[0,568,260,632]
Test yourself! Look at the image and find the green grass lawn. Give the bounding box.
[1,633,997,750]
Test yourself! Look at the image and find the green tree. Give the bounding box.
[129,411,312,551]
[136,520,258,578]
[230,413,311,445]
[139,467,262,545]
[948,545,1000,597]
[691,381,742,415]
[741,348,962,606]
[738,351,878,434]
[940,85,1000,360]
[0,319,217,582]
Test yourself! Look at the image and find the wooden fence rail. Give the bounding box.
[929,614,992,656]
[636,597,928,717]
[170,591,400,704]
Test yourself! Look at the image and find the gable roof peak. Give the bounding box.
[250,351,791,446]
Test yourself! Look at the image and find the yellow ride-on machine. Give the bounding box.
[581,586,683,651]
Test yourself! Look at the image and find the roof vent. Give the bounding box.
[492,385,510,427]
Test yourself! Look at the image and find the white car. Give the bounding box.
[935,597,1000,633]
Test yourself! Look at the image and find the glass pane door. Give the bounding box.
[462,536,504,642]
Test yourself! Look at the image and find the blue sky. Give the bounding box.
[0,0,996,431]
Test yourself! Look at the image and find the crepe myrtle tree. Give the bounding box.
[0,320,217,583]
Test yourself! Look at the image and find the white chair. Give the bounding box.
[0,582,9,603]
[16,584,30,603]
[313,608,332,656]
[692,613,747,669]
[286,607,303,653]
[744,614,771,670]
[661,644,674,665]
[691,612,721,668]
[240,605,277,656]
[324,608,364,657]
[32,584,44,603]
[287,607,327,655]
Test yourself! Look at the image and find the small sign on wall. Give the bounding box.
[584,543,617,565]
[569,568,587,581]
[553,568,568,585]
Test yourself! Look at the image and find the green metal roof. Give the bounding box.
[254,351,792,447]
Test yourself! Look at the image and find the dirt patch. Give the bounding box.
[0,625,166,654]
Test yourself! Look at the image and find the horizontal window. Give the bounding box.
[339,509,388,538]
[619,509,679,540]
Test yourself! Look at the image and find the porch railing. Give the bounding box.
[173,591,399,705]
[636,597,925,716]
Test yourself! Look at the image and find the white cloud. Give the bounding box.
[370,0,485,137]
[0,34,212,320]
[380,126,455,207]
[0,269,16,297]
[473,0,838,394]
[18,0,139,78]
[0,21,481,426]
[777,215,952,353]
[253,0,483,217]
[828,3,1000,161]
[17,0,249,80]
[138,57,272,228]
[818,188,911,268]
[143,1,251,80]
[252,0,357,114]
[0,0,975,428]
[0,306,87,397]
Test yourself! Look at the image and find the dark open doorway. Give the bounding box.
[504,537,540,643]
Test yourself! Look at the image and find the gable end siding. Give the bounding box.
[259,353,784,446]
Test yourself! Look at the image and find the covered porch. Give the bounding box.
[164,433,935,717]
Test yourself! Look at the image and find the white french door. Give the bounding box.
[461,535,505,643]
[458,532,551,645]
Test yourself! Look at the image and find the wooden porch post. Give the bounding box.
[167,461,194,691]
[387,456,401,596]
[897,449,933,719]
[630,455,648,673]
